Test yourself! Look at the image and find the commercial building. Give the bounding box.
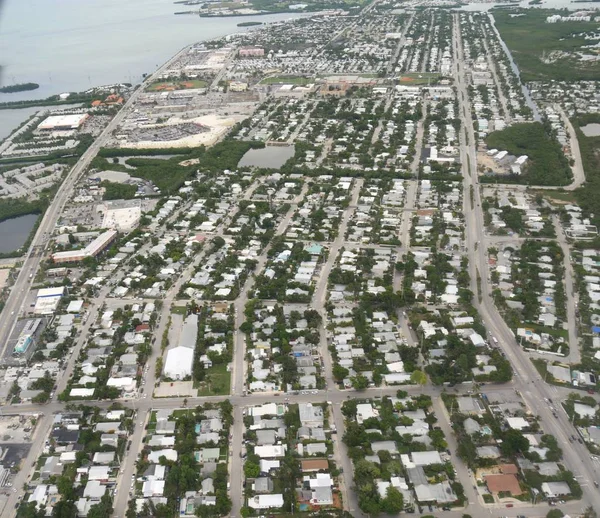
[52,229,118,264]
[98,200,142,232]
[34,287,66,315]
[38,114,89,131]
[163,314,198,379]
[239,47,264,57]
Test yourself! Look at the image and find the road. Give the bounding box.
[229,184,307,518]
[453,12,600,512]
[553,215,580,364]
[313,179,362,394]
[556,104,586,191]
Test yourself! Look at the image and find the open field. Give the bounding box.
[260,75,313,85]
[147,79,208,92]
[493,9,600,81]
[196,363,231,396]
[398,72,441,84]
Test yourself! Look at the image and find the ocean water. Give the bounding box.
[0,0,304,102]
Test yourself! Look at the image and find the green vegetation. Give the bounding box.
[260,75,312,85]
[100,181,137,200]
[196,364,231,396]
[573,114,600,227]
[0,198,44,224]
[94,140,261,194]
[0,82,39,94]
[0,91,97,110]
[485,122,571,185]
[493,9,600,81]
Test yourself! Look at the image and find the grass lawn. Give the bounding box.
[260,75,312,85]
[196,364,231,396]
[147,79,208,92]
[171,305,187,315]
[172,408,194,418]
[531,189,577,205]
[398,72,440,85]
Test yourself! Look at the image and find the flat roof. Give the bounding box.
[38,113,88,130]
[37,287,65,298]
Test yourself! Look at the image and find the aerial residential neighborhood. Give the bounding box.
[0,1,599,518]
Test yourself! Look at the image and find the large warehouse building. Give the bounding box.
[38,114,89,131]
[52,229,118,264]
[163,314,198,379]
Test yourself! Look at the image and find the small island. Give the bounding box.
[237,21,263,27]
[0,82,39,94]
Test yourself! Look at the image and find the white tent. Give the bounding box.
[163,346,194,379]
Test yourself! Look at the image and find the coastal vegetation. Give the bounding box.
[484,122,572,186]
[0,82,39,94]
[493,9,600,81]
[0,91,95,110]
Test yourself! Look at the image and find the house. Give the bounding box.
[100,434,118,448]
[506,417,529,430]
[41,457,62,480]
[541,481,571,498]
[29,484,49,507]
[88,466,110,481]
[356,403,377,424]
[372,441,398,455]
[83,480,106,500]
[256,430,277,445]
[196,448,220,463]
[476,446,501,459]
[410,451,442,465]
[259,459,280,473]
[197,477,213,495]
[253,477,274,494]
[255,445,287,458]
[248,494,284,509]
[311,486,333,506]
[51,428,79,444]
[148,449,178,463]
[484,474,522,495]
[306,443,327,455]
[143,480,165,498]
[299,403,324,428]
[92,452,115,465]
[463,418,482,435]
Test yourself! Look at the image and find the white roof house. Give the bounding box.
[506,417,529,430]
[411,451,442,466]
[248,494,284,509]
[163,346,194,379]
